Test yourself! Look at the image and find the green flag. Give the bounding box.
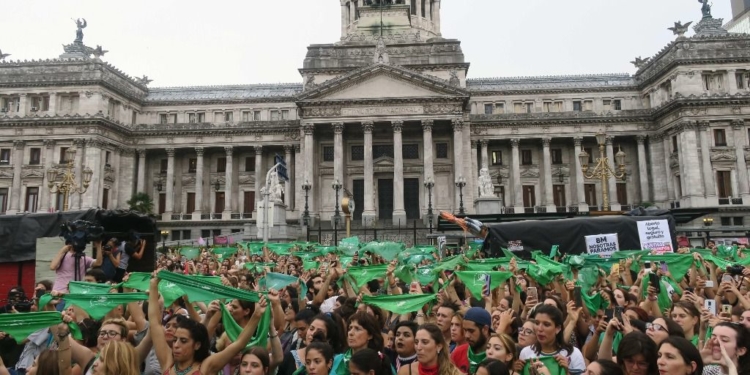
[266,243,293,255]
[0,311,82,343]
[361,241,405,261]
[433,255,466,273]
[581,292,606,316]
[244,262,276,274]
[550,245,560,258]
[220,303,272,348]
[261,272,299,291]
[346,264,389,290]
[122,272,152,291]
[362,293,436,315]
[338,237,361,256]
[454,271,513,299]
[63,292,148,320]
[295,251,323,261]
[522,356,565,375]
[158,270,261,303]
[180,247,201,260]
[240,242,265,255]
[415,266,440,286]
[465,258,508,272]
[641,254,695,281]
[303,260,320,271]
[68,281,115,295]
[212,247,238,259]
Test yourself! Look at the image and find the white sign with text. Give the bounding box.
[637,219,674,254]
[585,233,620,258]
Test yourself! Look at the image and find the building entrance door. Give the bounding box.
[353,179,364,220]
[404,178,420,220]
[378,178,393,220]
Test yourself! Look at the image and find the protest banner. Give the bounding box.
[584,233,619,258]
[637,219,674,254]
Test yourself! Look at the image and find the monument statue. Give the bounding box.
[478,168,496,198]
[271,174,284,204]
[73,18,87,43]
[373,38,390,64]
[699,0,711,18]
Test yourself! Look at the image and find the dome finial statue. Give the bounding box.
[699,0,712,19]
[73,18,87,43]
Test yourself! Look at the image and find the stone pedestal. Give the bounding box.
[362,212,377,227]
[265,202,291,240]
[474,197,504,215]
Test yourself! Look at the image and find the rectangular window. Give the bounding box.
[613,99,622,110]
[0,149,9,165]
[721,217,732,226]
[703,73,724,91]
[242,111,251,122]
[132,111,137,125]
[224,112,233,122]
[197,112,205,122]
[495,103,504,114]
[244,191,255,213]
[714,129,727,146]
[583,147,593,164]
[253,111,261,121]
[373,145,394,159]
[484,104,493,114]
[584,184,597,207]
[105,151,111,165]
[514,103,524,114]
[182,230,192,239]
[525,103,533,113]
[0,188,7,212]
[171,231,180,241]
[736,72,750,90]
[59,147,69,164]
[281,110,290,120]
[187,192,196,213]
[102,188,109,209]
[160,159,168,173]
[672,136,678,154]
[573,101,582,112]
[214,193,224,214]
[170,114,177,124]
[403,144,419,159]
[217,157,226,173]
[201,230,211,239]
[188,158,197,173]
[270,111,280,121]
[323,146,334,162]
[543,102,552,112]
[522,186,536,207]
[616,183,628,205]
[25,187,39,213]
[159,114,167,124]
[553,185,566,207]
[521,150,532,165]
[734,217,744,226]
[29,148,41,165]
[491,150,502,165]
[188,113,196,123]
[603,100,611,107]
[245,157,255,172]
[351,145,364,161]
[551,148,563,164]
[436,143,449,159]
[717,170,732,198]
[212,229,221,237]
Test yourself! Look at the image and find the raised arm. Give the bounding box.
[91,241,103,268]
[148,277,171,369]
[50,245,71,270]
[203,296,267,375]
[132,239,146,260]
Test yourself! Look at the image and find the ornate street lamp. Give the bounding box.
[455,176,467,215]
[160,230,169,252]
[302,179,312,226]
[332,178,342,244]
[47,147,92,211]
[578,130,626,211]
[703,217,714,227]
[424,177,435,233]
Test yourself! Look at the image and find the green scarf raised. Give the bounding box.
[454,271,513,299]
[62,292,148,320]
[467,345,487,375]
[68,281,115,295]
[0,311,82,343]
[261,272,300,291]
[361,293,436,315]
[360,241,404,261]
[157,270,261,303]
[346,264,389,290]
[219,303,271,348]
[179,247,201,260]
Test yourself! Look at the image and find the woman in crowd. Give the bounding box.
[92,341,140,375]
[450,314,467,351]
[614,332,658,375]
[485,333,517,367]
[517,320,538,350]
[238,347,271,375]
[349,349,392,375]
[386,321,418,371]
[586,360,624,375]
[656,337,703,375]
[670,302,702,346]
[398,324,462,375]
[303,341,336,375]
[50,241,103,293]
[278,313,345,375]
[646,318,684,345]
[701,322,750,375]
[519,304,586,374]
[148,277,267,375]
[333,312,388,375]
[476,359,510,375]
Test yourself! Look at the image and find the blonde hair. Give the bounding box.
[100,318,129,339]
[99,341,140,375]
[489,332,519,365]
[418,324,463,375]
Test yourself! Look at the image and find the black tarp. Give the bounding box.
[484,215,677,258]
[0,209,158,272]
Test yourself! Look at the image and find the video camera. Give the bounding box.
[6,287,32,313]
[727,265,745,276]
[60,220,105,253]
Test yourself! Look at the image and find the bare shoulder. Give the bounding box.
[397,363,417,375]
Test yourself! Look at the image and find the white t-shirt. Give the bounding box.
[320,296,339,313]
[519,346,586,375]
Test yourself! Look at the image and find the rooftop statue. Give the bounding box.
[92,45,108,58]
[630,56,650,69]
[668,21,692,38]
[699,0,712,19]
[73,18,87,43]
[0,49,10,61]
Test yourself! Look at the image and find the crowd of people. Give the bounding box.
[0,234,749,375]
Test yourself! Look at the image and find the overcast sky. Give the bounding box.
[0,0,733,87]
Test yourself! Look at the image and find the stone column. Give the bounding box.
[605,137,621,210]
[223,146,233,218]
[193,147,204,219]
[254,146,263,216]
[303,125,315,216]
[573,137,587,211]
[452,119,465,212]
[728,69,738,94]
[480,140,489,168]
[415,0,422,27]
[733,120,750,201]
[284,145,293,209]
[333,122,344,188]
[18,93,27,116]
[136,149,146,193]
[70,139,85,210]
[48,92,57,116]
[294,144,302,215]
[118,148,136,211]
[425,0,432,27]
[341,3,348,37]
[698,123,717,203]
[8,140,24,214]
[83,139,103,209]
[350,2,357,28]
[392,121,407,224]
[471,141,479,197]
[510,138,523,211]
[680,123,705,204]
[422,120,434,219]
[41,139,55,211]
[362,121,375,225]
[164,148,175,220]
[662,135,676,202]
[542,138,555,211]
[637,136,651,204]
[433,0,441,35]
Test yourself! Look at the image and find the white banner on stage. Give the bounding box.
[637,219,673,254]
[585,233,619,258]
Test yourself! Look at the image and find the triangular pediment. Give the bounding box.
[374,156,394,165]
[297,63,469,102]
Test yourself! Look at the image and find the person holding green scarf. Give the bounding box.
[331,312,391,375]
[450,307,491,374]
[519,304,585,375]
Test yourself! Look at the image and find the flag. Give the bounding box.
[214,236,228,245]
[220,303,271,348]
[362,293,436,315]
[63,292,148,320]
[68,281,114,295]
[361,241,404,261]
[454,271,513,299]
[346,264,389,290]
[0,312,82,343]
[260,272,299,291]
[198,237,206,246]
[157,270,261,303]
[227,236,235,245]
[180,247,201,260]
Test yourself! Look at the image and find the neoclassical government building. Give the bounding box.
[1,1,749,242]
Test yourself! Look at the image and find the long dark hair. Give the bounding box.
[531,304,572,355]
[478,358,509,375]
[241,347,270,373]
[175,316,210,362]
[592,359,624,375]
[714,322,750,375]
[348,311,384,351]
[306,341,335,366]
[616,332,657,375]
[658,337,703,375]
[35,350,60,375]
[350,348,391,375]
[312,313,345,353]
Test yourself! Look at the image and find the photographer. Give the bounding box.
[50,240,103,293]
[114,233,145,282]
[99,237,121,282]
